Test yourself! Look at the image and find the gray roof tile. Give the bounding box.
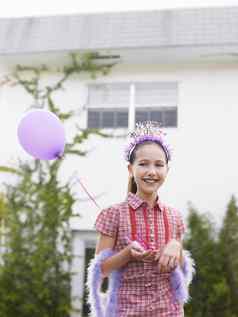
[0,7,238,55]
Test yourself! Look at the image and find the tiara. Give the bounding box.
[124,121,172,162]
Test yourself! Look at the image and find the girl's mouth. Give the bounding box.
[142,178,159,184]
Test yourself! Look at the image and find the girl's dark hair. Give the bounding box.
[127,176,137,194]
[127,141,168,194]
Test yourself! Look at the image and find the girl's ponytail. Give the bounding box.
[127,176,137,194]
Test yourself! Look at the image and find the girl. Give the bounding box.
[87,121,194,317]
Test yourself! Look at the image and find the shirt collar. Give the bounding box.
[127,192,164,211]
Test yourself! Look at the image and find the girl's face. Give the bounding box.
[128,143,169,198]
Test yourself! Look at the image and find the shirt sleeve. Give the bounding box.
[174,209,186,241]
[95,206,119,238]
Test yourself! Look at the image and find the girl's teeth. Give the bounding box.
[144,179,156,183]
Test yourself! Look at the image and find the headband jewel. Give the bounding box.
[124,121,172,162]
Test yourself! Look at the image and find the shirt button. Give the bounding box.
[145,283,152,287]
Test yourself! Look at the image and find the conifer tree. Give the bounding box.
[184,205,231,317]
[219,195,238,316]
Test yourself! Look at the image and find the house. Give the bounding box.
[0,6,238,316]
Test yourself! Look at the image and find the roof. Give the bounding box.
[1,6,238,55]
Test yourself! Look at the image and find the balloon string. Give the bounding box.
[56,152,64,159]
[77,178,101,210]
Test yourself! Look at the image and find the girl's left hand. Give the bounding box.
[154,239,182,273]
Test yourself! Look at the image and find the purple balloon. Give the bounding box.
[17,109,65,160]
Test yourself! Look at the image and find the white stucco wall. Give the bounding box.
[0,58,238,230]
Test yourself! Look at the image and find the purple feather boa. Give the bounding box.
[86,249,122,317]
[87,249,195,317]
[170,250,196,303]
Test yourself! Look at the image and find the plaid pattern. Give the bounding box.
[95,192,185,317]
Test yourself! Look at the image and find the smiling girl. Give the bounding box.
[87,121,194,317]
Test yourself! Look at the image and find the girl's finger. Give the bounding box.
[168,256,176,269]
[159,264,168,273]
[158,258,167,272]
[131,249,146,260]
[159,254,169,267]
[154,250,160,261]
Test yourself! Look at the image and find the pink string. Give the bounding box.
[77,177,101,210]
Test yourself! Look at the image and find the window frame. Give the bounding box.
[87,82,178,129]
[87,107,129,129]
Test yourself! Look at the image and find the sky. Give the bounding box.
[0,0,237,17]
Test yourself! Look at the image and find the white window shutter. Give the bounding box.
[88,83,130,108]
[135,82,177,108]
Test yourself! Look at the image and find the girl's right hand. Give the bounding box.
[129,241,155,262]
[130,249,155,262]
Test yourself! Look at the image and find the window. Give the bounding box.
[136,107,177,127]
[88,108,128,129]
[87,83,129,129]
[87,110,100,129]
[87,82,178,129]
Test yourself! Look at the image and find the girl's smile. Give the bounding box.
[142,177,159,183]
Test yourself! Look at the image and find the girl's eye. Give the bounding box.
[139,163,164,167]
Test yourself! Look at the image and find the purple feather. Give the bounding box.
[105,269,122,317]
[86,249,122,317]
[170,251,196,304]
[170,267,188,303]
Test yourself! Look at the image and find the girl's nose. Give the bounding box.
[148,167,156,176]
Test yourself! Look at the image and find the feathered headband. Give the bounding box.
[124,121,172,162]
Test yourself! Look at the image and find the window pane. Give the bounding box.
[136,111,149,123]
[102,111,114,128]
[87,109,129,129]
[88,110,100,128]
[150,110,162,123]
[163,109,177,127]
[135,82,177,107]
[116,111,128,127]
[88,83,129,108]
[134,107,177,127]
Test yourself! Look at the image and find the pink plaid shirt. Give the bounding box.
[95,192,185,317]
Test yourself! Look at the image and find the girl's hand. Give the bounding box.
[129,241,155,262]
[130,248,155,262]
[155,239,182,272]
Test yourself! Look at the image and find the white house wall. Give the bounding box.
[0,60,238,230]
